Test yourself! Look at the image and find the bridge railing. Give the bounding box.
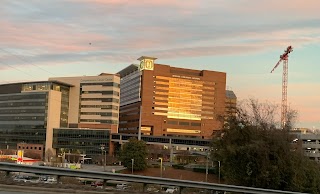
[0,162,309,194]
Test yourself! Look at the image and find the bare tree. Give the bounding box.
[211,99,320,193]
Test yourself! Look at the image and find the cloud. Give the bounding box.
[1,0,319,70]
[233,81,320,124]
[0,0,319,128]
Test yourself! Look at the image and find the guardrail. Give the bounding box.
[0,162,308,194]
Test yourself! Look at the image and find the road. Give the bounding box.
[0,192,40,194]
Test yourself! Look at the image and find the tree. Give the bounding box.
[120,138,147,171]
[211,99,320,193]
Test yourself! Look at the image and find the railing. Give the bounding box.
[0,162,308,194]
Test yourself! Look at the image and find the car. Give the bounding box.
[116,183,129,190]
[13,177,28,182]
[166,187,178,193]
[147,187,160,192]
[91,181,104,188]
[13,175,30,182]
[42,176,57,184]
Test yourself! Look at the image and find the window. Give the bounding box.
[191,122,201,126]
[167,121,178,125]
[179,122,189,126]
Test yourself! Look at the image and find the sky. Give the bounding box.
[0,0,319,129]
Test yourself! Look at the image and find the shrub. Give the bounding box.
[172,164,185,169]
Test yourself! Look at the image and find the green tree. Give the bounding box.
[120,137,147,171]
[211,99,320,193]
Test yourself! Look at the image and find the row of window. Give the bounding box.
[81,98,119,103]
[0,94,46,102]
[22,83,68,92]
[0,102,46,107]
[0,109,45,114]
[0,116,45,121]
[80,119,119,124]
[0,125,45,130]
[155,76,204,85]
[80,82,120,88]
[81,105,119,110]
[82,91,120,96]
[167,121,201,126]
[81,112,118,117]
[18,146,42,150]
[112,134,210,146]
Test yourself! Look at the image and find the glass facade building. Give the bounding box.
[0,75,119,159]
[0,81,71,150]
[53,128,110,157]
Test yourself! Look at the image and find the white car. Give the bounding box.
[166,187,178,193]
[43,176,57,184]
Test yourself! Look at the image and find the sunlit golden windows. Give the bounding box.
[153,76,216,121]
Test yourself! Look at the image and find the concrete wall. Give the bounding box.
[45,90,62,159]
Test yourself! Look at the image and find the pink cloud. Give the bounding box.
[0,20,109,52]
[84,0,198,7]
[234,82,320,125]
[228,0,320,18]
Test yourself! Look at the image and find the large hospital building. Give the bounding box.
[118,56,226,139]
[0,56,233,160]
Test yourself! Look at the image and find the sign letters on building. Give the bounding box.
[139,59,154,71]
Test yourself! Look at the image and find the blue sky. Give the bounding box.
[0,0,319,129]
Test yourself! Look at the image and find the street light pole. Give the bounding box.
[159,157,163,177]
[218,161,221,184]
[131,159,134,174]
[104,150,106,171]
[205,154,208,182]
[100,145,106,171]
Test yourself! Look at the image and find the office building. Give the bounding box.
[118,56,227,139]
[225,90,237,119]
[0,73,120,159]
[292,129,320,162]
[49,73,120,133]
[52,128,110,161]
[0,81,72,151]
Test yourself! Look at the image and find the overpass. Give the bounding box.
[0,162,308,194]
[111,133,210,149]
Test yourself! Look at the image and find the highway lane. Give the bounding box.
[0,192,36,194]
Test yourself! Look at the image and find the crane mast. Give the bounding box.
[270,46,293,129]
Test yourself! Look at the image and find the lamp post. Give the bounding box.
[205,154,209,182]
[159,157,163,177]
[100,145,106,171]
[218,161,221,184]
[131,159,134,174]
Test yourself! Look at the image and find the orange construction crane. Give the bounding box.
[270,46,293,129]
